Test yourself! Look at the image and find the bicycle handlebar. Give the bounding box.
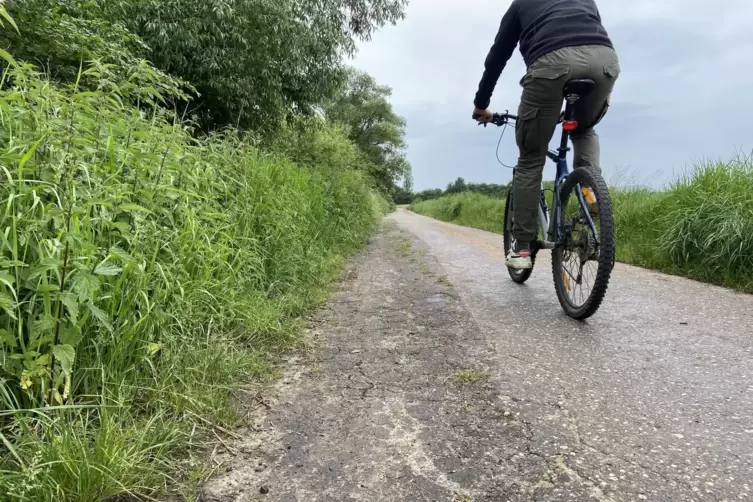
[472,111,518,127]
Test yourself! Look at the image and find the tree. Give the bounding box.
[413,188,443,201]
[1,0,189,101]
[445,177,468,195]
[1,0,409,132]
[401,169,413,193]
[324,68,412,194]
[303,0,408,49]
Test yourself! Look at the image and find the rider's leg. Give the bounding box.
[511,45,619,268]
[570,128,600,171]
[570,45,621,172]
[511,55,571,263]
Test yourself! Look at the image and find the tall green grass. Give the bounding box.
[412,157,753,292]
[411,192,507,234]
[0,59,388,499]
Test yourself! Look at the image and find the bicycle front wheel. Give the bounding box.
[503,184,534,283]
[552,167,614,320]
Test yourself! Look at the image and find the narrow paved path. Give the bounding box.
[201,210,753,502]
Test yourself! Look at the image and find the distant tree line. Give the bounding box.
[393,177,510,204]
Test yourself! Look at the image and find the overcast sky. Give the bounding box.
[351,0,753,191]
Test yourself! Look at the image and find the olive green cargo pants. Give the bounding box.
[513,44,620,242]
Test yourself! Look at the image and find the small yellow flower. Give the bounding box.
[19,373,32,390]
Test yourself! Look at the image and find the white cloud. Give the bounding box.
[352,0,753,190]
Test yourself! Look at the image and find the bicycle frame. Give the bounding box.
[536,104,600,251]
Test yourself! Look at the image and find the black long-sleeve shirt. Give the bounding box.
[474,0,613,110]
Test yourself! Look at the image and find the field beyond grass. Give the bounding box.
[411,157,753,293]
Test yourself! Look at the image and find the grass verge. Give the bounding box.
[0,62,390,500]
[411,157,753,292]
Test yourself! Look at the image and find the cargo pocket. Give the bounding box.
[520,63,570,87]
[530,64,570,80]
[515,105,540,152]
[603,62,621,79]
[587,62,620,128]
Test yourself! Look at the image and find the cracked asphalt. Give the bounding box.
[200,210,753,502]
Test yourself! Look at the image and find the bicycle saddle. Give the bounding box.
[563,79,595,97]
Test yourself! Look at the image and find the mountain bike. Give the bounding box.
[473,78,614,320]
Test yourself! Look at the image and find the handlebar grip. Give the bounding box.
[472,113,481,120]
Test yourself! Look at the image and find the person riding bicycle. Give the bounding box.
[473,0,620,269]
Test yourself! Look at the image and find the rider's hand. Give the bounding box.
[474,107,493,123]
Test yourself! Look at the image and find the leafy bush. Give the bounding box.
[0,56,386,499]
[2,0,408,133]
[1,0,191,101]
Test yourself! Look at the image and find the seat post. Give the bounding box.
[558,78,595,159]
[558,94,579,155]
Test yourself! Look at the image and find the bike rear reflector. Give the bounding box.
[563,120,578,131]
[582,187,596,204]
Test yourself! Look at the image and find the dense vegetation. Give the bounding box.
[0,0,408,499]
[411,158,753,292]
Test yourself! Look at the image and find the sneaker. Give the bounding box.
[506,240,532,269]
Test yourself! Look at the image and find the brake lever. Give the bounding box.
[472,113,490,127]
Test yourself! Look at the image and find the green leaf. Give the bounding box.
[110,247,136,265]
[107,134,115,166]
[0,329,17,348]
[60,291,79,325]
[0,272,14,288]
[28,258,63,281]
[72,272,101,303]
[94,263,123,276]
[88,302,112,332]
[59,325,83,347]
[0,48,17,68]
[119,203,152,214]
[0,431,22,466]
[32,314,56,333]
[19,133,49,172]
[0,292,17,320]
[52,344,75,374]
[0,7,19,34]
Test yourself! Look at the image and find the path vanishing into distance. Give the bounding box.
[201,209,753,502]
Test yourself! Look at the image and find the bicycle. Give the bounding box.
[472,78,614,320]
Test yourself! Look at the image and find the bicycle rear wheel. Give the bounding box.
[503,184,534,283]
[552,167,614,319]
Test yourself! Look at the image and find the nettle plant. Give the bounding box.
[0,52,195,408]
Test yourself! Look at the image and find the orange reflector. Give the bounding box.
[564,273,572,292]
[563,120,578,131]
[582,187,596,204]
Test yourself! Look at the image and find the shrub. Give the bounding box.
[0,58,384,499]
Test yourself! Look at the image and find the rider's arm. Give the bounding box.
[473,2,521,110]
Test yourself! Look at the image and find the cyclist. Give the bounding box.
[473,0,620,269]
